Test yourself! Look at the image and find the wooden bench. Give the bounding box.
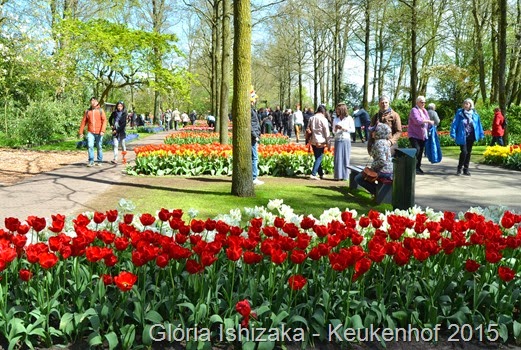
[347,164,392,204]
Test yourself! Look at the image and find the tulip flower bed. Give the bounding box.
[483,145,521,170]
[127,143,333,177]
[164,132,289,146]
[1,203,520,349]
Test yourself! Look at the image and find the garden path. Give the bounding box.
[0,132,520,224]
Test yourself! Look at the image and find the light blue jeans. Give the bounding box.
[311,145,325,177]
[252,140,259,180]
[87,132,103,163]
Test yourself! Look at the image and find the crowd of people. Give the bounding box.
[78,96,498,197]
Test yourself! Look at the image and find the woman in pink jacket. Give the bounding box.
[407,96,434,175]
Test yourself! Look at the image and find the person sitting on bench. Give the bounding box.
[355,123,393,196]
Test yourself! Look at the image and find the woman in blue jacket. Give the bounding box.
[450,98,484,176]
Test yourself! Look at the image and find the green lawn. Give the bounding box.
[86,176,392,221]
[441,145,487,164]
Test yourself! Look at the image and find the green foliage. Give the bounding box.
[0,97,84,147]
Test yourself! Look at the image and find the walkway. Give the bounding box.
[1,132,520,222]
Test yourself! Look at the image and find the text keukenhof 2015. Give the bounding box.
[149,323,446,343]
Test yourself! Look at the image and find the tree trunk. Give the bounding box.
[490,0,499,103]
[219,0,231,144]
[214,0,222,130]
[362,0,371,109]
[498,0,507,143]
[231,0,254,197]
[471,0,488,104]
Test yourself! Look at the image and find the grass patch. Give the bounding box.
[88,176,391,220]
[442,145,486,164]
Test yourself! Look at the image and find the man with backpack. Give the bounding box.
[78,97,107,167]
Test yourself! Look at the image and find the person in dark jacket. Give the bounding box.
[251,102,263,185]
[108,101,128,164]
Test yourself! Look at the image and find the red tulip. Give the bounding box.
[288,274,307,290]
[10,234,27,248]
[4,217,20,232]
[185,259,203,274]
[465,259,480,273]
[139,213,156,226]
[39,252,59,269]
[19,269,33,281]
[93,211,106,224]
[123,214,134,224]
[27,216,47,232]
[235,299,256,327]
[156,254,169,268]
[243,251,262,264]
[101,274,113,285]
[48,214,66,233]
[290,249,307,264]
[106,210,119,223]
[498,266,515,282]
[114,271,138,292]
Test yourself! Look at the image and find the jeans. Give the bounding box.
[113,135,126,160]
[458,137,475,170]
[87,132,103,163]
[252,140,259,180]
[355,173,377,195]
[409,137,425,170]
[311,145,325,176]
[490,136,504,146]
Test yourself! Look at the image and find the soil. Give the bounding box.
[0,148,86,186]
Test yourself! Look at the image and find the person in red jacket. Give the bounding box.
[490,107,505,146]
[78,97,107,166]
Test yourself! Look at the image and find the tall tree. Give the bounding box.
[231,0,254,196]
[219,0,230,144]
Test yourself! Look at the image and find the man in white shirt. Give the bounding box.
[293,104,304,143]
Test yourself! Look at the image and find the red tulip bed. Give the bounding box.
[1,203,521,349]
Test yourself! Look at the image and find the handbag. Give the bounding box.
[305,128,312,144]
[362,166,378,183]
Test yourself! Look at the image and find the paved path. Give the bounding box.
[1,132,520,222]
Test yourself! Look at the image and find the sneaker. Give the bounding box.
[253,178,264,185]
[87,162,94,167]
[416,168,424,175]
[456,169,462,176]
[463,169,471,176]
[309,175,320,180]
[95,162,102,166]
[111,160,117,164]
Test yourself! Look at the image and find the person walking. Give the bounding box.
[251,102,264,185]
[490,107,505,146]
[450,98,485,176]
[408,96,434,175]
[173,108,181,130]
[293,104,304,143]
[307,105,330,180]
[367,96,402,155]
[351,106,364,142]
[355,105,371,143]
[427,103,440,126]
[332,103,355,181]
[108,101,128,165]
[78,97,107,167]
